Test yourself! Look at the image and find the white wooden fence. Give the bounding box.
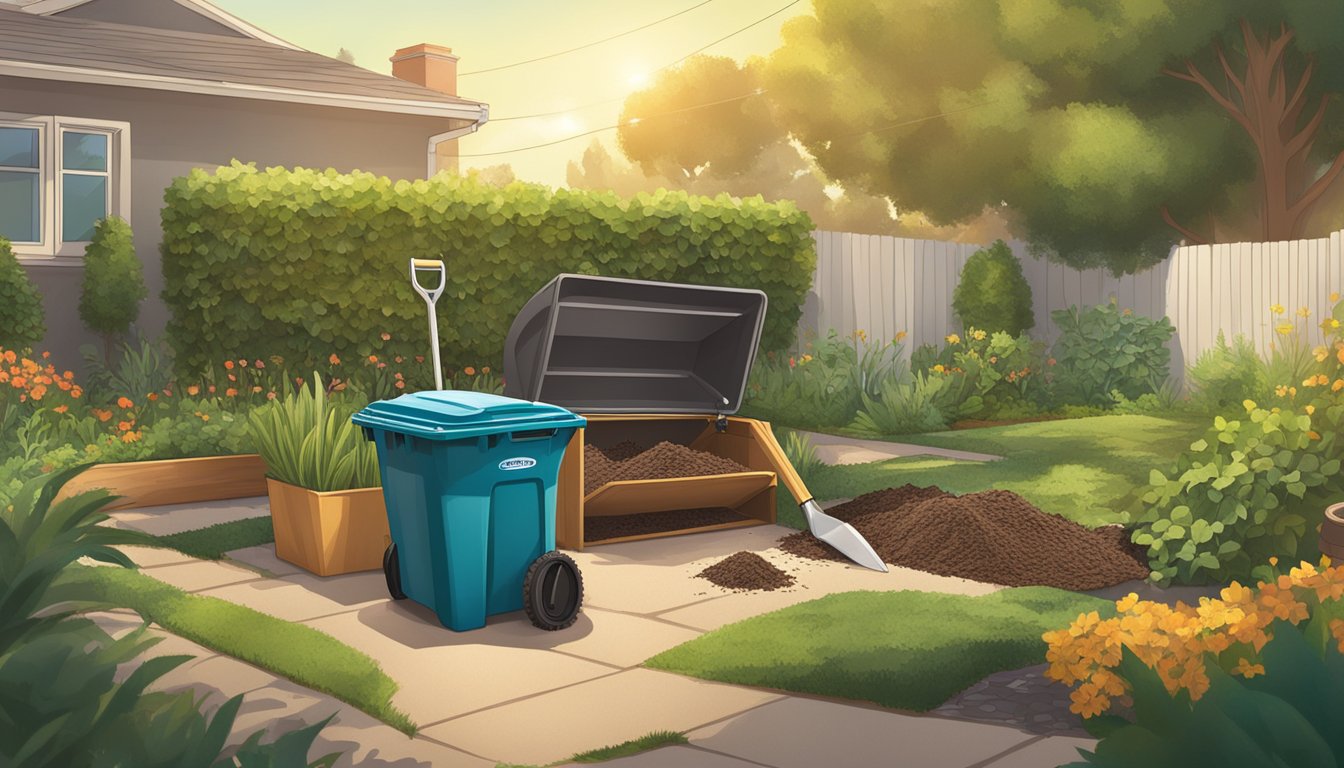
[800,229,1344,376]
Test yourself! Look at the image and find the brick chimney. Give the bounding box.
[390,43,459,96]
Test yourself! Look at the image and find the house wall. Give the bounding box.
[2,76,459,371]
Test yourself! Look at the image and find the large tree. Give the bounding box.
[764,0,1344,273]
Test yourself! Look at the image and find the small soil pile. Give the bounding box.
[582,441,752,495]
[585,507,748,542]
[779,485,1149,590]
[697,551,795,591]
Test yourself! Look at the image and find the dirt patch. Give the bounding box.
[585,507,750,543]
[697,551,795,592]
[583,441,752,495]
[779,484,1149,590]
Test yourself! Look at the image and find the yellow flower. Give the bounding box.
[1297,306,1311,318]
[1271,303,1286,315]
[1276,322,1295,336]
[1116,593,1140,612]
[972,329,987,341]
[932,364,946,373]
[1335,379,1344,393]
[894,331,908,342]
[1306,405,1315,415]
[945,334,961,345]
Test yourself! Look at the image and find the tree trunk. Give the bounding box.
[1162,20,1344,242]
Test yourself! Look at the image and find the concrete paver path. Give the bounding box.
[798,430,1002,465]
[98,495,1092,767]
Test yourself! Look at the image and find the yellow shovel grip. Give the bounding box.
[411,259,444,269]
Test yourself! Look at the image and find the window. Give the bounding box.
[0,114,130,261]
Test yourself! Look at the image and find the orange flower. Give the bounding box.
[395,380,406,389]
[251,385,262,393]
[415,355,424,363]
[328,354,340,365]
[54,405,68,414]
[227,374,236,382]
[267,391,277,400]
[395,356,404,364]
[117,396,133,409]
[482,366,491,374]
[255,360,265,369]
[465,366,476,375]
[117,420,132,432]
[225,388,238,397]
[239,359,248,368]
[187,385,200,396]
[208,385,217,394]
[224,360,235,370]
[147,393,158,401]
[2,350,14,364]
[41,351,49,359]
[369,355,379,364]
[29,385,46,400]
[121,430,141,443]
[92,408,112,422]
[380,332,392,341]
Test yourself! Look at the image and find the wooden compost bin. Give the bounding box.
[505,273,801,549]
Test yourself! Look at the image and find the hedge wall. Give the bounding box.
[162,162,815,381]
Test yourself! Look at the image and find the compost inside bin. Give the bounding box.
[585,507,750,543]
[697,551,795,591]
[582,441,753,495]
[777,484,1150,591]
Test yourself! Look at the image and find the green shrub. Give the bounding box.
[0,236,44,350]
[1050,302,1175,406]
[780,429,824,480]
[851,372,948,436]
[248,373,379,491]
[78,217,146,362]
[952,240,1034,336]
[79,333,171,406]
[1187,333,1267,413]
[1065,623,1344,767]
[161,162,815,380]
[1131,401,1338,585]
[911,329,1046,420]
[742,333,863,429]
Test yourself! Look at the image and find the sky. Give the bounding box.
[212,0,813,188]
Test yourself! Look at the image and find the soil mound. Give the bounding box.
[582,441,752,495]
[779,486,1149,591]
[697,551,795,591]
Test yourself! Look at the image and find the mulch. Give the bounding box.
[583,441,753,495]
[697,551,795,591]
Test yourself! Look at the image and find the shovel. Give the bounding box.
[410,258,447,390]
[749,422,887,572]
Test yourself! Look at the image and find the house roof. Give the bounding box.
[14,0,301,48]
[0,6,488,120]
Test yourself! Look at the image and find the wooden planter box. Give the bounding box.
[56,454,268,510]
[266,479,390,577]
[556,415,794,549]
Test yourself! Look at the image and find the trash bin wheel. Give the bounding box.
[524,551,583,631]
[383,543,406,600]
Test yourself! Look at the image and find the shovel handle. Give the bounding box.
[410,258,446,304]
[747,420,813,504]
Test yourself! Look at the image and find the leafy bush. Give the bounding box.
[161,162,815,379]
[1047,565,1344,766]
[0,236,44,350]
[78,216,146,362]
[1109,379,1184,415]
[1186,332,1266,414]
[248,373,379,491]
[0,469,339,767]
[743,332,865,429]
[951,240,1034,336]
[1132,401,1337,585]
[912,329,1046,420]
[79,333,172,406]
[851,372,948,436]
[1050,302,1175,406]
[780,429,824,481]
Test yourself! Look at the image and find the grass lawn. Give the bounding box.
[778,414,1206,529]
[61,564,415,734]
[153,516,275,560]
[496,731,689,768]
[645,587,1112,711]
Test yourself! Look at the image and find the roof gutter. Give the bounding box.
[427,103,488,178]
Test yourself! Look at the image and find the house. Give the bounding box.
[0,0,488,367]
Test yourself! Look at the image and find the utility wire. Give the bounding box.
[457,89,767,158]
[459,0,716,76]
[489,0,805,122]
[457,95,997,159]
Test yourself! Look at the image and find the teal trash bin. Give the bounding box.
[352,391,586,632]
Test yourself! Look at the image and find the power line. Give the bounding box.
[457,89,767,158]
[460,0,716,77]
[456,95,997,159]
[489,0,805,122]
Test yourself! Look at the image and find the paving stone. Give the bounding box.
[143,559,266,593]
[112,497,270,536]
[420,668,783,766]
[227,544,305,577]
[116,544,196,569]
[555,745,762,768]
[980,736,1097,768]
[199,571,387,622]
[798,430,1003,463]
[152,655,279,701]
[446,605,701,669]
[687,697,1034,768]
[304,601,615,726]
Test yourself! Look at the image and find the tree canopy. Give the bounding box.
[761,0,1344,273]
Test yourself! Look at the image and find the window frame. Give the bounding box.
[0,112,131,264]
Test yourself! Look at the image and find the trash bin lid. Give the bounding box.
[352,390,585,441]
[503,274,767,414]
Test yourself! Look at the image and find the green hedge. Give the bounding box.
[162,163,815,380]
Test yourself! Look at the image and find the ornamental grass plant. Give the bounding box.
[247,372,379,492]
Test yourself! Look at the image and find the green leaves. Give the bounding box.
[0,236,45,351]
[247,373,379,492]
[162,162,814,380]
[1050,302,1175,407]
[78,217,146,342]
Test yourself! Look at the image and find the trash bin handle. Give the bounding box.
[410,258,446,305]
[511,428,558,442]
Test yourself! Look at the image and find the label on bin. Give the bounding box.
[499,457,538,471]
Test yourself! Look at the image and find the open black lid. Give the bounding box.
[503,274,768,414]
